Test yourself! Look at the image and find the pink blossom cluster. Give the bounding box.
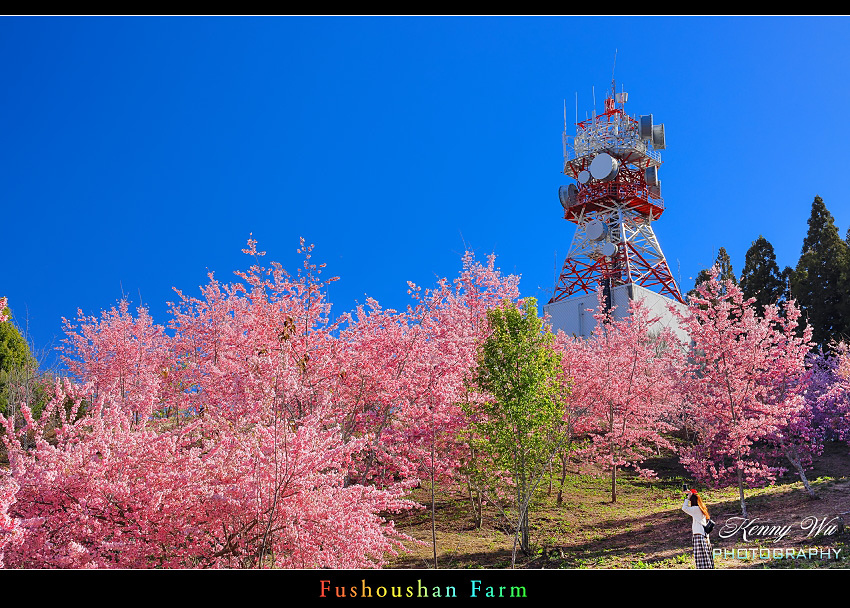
[805,343,850,445]
[0,242,519,568]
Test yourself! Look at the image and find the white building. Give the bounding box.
[543,283,689,344]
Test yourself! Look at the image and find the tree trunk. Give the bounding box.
[737,460,748,518]
[521,508,530,555]
[511,482,531,567]
[431,440,438,569]
[516,487,525,553]
[556,441,572,505]
[465,479,484,529]
[466,478,474,525]
[557,454,567,504]
[519,450,529,555]
[786,449,816,498]
[611,464,617,503]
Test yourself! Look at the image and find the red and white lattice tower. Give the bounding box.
[544,85,687,338]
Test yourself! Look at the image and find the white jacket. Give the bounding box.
[682,497,708,535]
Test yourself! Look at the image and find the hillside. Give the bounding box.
[385,441,850,570]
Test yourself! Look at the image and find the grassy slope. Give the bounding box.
[384,441,850,570]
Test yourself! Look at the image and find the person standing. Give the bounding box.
[682,489,714,569]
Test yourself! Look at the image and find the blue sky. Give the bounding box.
[2,16,849,369]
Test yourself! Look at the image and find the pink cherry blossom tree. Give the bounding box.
[1,240,418,568]
[407,253,521,566]
[805,343,850,448]
[557,290,685,503]
[674,268,813,516]
[61,299,170,424]
[1,379,414,568]
[1,240,525,569]
[324,251,520,565]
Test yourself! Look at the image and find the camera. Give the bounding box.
[682,483,689,492]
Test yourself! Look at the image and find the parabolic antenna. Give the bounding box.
[601,241,617,257]
[559,185,569,209]
[639,114,653,140]
[586,219,608,241]
[577,170,591,184]
[589,153,619,181]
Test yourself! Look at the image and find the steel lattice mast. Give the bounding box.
[550,86,684,305]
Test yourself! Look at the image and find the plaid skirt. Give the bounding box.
[692,534,714,569]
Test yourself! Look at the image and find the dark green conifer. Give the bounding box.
[790,196,850,347]
[740,235,785,314]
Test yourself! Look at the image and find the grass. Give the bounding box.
[383,441,850,570]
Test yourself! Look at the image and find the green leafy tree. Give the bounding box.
[0,298,39,416]
[790,196,850,348]
[740,235,785,314]
[0,299,30,371]
[471,298,568,561]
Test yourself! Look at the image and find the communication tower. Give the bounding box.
[545,83,687,338]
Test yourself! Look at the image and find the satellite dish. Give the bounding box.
[577,170,591,184]
[586,219,608,241]
[602,241,617,257]
[644,165,659,187]
[652,124,666,149]
[639,114,653,140]
[589,153,619,181]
